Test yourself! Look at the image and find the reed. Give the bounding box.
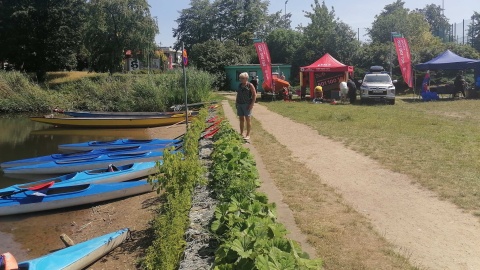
[0,69,214,113]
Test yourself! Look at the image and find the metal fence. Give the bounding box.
[353,19,474,45]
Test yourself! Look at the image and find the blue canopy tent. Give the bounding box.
[415,50,480,100]
[415,50,479,70]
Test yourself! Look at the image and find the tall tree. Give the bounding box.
[368,1,434,46]
[0,0,87,81]
[266,28,302,64]
[415,4,450,41]
[211,0,269,45]
[257,11,292,40]
[300,0,358,65]
[84,0,158,73]
[173,0,214,51]
[174,0,286,49]
[469,11,480,53]
[189,39,252,88]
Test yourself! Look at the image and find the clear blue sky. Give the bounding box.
[148,0,476,47]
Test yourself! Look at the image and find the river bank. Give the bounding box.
[0,124,186,269]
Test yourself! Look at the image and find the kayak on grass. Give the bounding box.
[0,179,153,216]
[15,228,129,270]
[58,138,182,152]
[1,144,174,168]
[0,162,158,195]
[2,151,170,175]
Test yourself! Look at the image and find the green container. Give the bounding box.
[225,64,292,92]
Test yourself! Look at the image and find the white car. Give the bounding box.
[359,67,396,105]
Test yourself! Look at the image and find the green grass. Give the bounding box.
[259,98,480,212]
[46,71,105,87]
[0,69,214,113]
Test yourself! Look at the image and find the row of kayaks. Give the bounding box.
[30,101,219,128]
[1,138,182,174]
[2,228,129,270]
[0,123,221,216]
[0,115,223,269]
[0,138,183,268]
[0,138,182,216]
[0,118,222,217]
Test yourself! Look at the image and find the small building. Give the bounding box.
[225,64,291,92]
[159,47,182,69]
[123,47,182,71]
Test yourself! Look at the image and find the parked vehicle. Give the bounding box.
[359,66,397,105]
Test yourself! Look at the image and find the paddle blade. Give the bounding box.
[27,181,55,191]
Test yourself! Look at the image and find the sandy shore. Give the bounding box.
[0,124,186,269]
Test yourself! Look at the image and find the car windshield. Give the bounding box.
[364,74,391,83]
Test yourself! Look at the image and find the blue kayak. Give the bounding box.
[1,144,174,168]
[0,179,153,216]
[3,151,170,175]
[58,138,182,152]
[0,162,157,195]
[17,228,129,269]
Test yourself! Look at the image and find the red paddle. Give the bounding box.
[0,181,55,198]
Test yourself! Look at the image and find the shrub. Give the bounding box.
[209,122,323,269]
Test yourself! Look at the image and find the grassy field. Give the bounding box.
[258,97,480,214]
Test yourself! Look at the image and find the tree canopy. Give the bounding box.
[84,0,158,73]
[0,0,87,81]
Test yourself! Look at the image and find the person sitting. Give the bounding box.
[454,71,466,98]
[313,85,323,103]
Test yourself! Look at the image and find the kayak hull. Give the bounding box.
[0,162,157,195]
[0,179,153,216]
[30,114,193,128]
[63,110,192,118]
[58,138,181,152]
[3,152,166,175]
[17,228,129,270]
[1,144,171,168]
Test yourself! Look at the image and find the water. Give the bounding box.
[0,114,151,260]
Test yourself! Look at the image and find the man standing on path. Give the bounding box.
[236,72,257,140]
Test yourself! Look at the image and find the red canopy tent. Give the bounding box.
[300,53,354,99]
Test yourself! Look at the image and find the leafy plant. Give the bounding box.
[209,122,322,269]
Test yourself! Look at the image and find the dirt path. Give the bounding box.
[221,100,317,258]
[222,100,480,270]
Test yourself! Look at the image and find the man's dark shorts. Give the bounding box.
[236,103,252,117]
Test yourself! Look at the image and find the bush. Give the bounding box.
[142,109,207,270]
[0,71,56,112]
[209,122,323,269]
[0,69,214,113]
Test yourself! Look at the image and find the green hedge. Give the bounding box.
[143,109,207,270]
[210,122,323,270]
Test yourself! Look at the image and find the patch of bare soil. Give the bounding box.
[222,99,480,270]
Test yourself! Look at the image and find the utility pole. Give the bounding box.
[284,0,288,28]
